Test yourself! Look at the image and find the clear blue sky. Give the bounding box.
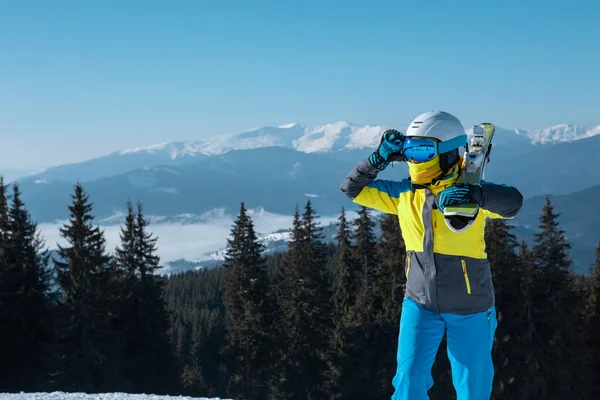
[1,0,599,169]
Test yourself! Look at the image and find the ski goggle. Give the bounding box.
[402,134,467,163]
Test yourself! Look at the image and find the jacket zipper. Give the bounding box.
[405,252,413,280]
[461,259,472,295]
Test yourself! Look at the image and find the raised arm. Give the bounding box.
[341,158,379,200]
[478,181,523,219]
[341,129,409,215]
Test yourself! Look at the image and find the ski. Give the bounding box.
[443,122,495,233]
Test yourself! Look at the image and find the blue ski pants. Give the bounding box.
[391,297,497,400]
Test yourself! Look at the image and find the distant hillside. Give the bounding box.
[513,184,600,273]
[19,147,358,223]
[484,134,600,197]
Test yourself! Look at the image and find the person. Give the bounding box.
[340,110,523,400]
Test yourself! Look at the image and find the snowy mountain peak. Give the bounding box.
[120,142,173,155]
[293,121,384,153]
[527,124,600,144]
[118,141,210,159]
[278,122,299,128]
[118,122,388,158]
[464,123,600,146]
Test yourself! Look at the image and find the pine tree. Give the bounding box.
[0,176,7,249]
[372,213,407,397]
[332,208,360,326]
[165,268,227,397]
[0,184,52,391]
[586,240,600,399]
[529,197,585,399]
[110,200,138,391]
[51,183,121,391]
[220,202,273,399]
[354,206,379,303]
[0,177,11,388]
[124,201,176,393]
[341,206,385,399]
[0,177,9,312]
[105,199,151,392]
[329,208,362,399]
[115,200,137,280]
[485,220,535,400]
[271,201,334,400]
[514,241,547,398]
[375,213,406,325]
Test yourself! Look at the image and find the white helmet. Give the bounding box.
[405,110,467,153]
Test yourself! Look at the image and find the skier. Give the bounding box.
[340,111,523,399]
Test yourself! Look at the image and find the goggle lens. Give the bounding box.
[402,138,439,162]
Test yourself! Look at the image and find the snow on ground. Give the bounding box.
[0,393,230,400]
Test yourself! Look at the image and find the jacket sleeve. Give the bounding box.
[479,181,523,219]
[341,158,407,215]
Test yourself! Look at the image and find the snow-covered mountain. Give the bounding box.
[122,122,600,158]
[119,122,388,158]
[20,146,358,224]
[527,124,600,144]
[17,121,600,187]
[17,126,600,226]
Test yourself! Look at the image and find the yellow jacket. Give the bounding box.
[341,157,523,315]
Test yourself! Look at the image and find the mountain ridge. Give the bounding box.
[121,121,600,158]
[19,146,357,224]
[13,120,599,186]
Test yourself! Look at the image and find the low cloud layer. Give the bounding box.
[37,208,345,264]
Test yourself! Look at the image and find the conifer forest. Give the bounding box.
[0,176,598,400]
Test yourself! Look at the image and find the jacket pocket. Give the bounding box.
[461,259,472,295]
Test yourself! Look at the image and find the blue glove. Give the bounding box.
[435,183,483,213]
[369,129,406,170]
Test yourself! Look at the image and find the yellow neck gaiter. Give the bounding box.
[408,156,443,184]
